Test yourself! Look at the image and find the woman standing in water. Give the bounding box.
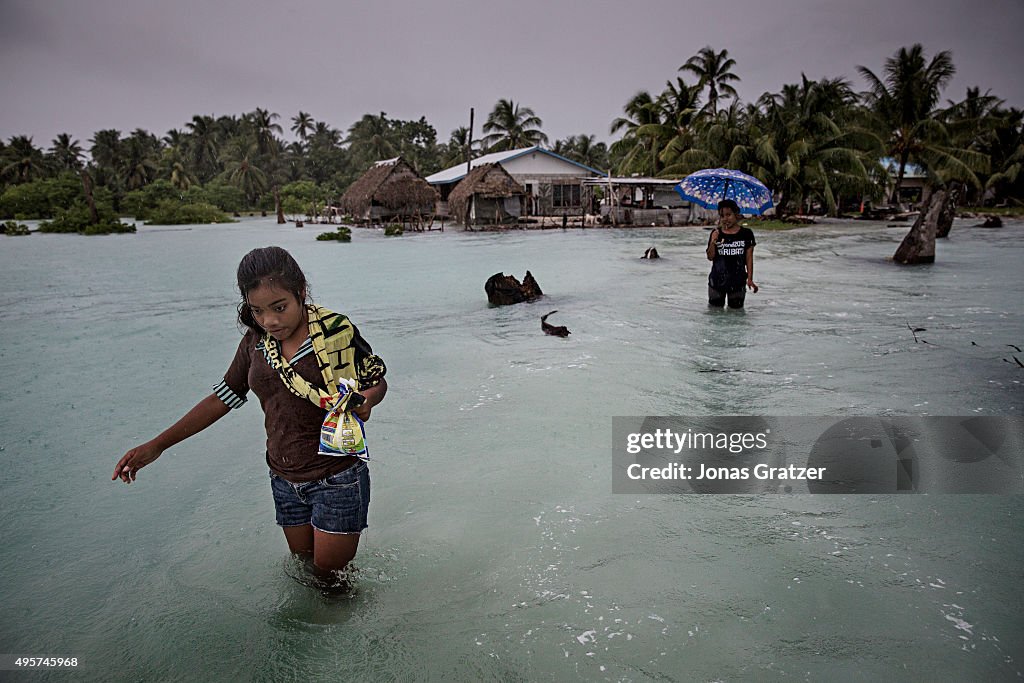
[706,199,758,308]
[113,246,387,577]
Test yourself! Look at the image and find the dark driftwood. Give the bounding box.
[894,189,948,265]
[541,310,570,337]
[485,270,543,305]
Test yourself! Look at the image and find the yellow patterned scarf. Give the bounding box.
[262,305,360,412]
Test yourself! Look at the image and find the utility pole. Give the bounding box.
[466,107,474,178]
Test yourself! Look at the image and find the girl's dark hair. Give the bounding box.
[236,246,310,332]
[717,199,741,214]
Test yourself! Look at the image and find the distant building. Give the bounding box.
[882,157,928,204]
[427,146,603,217]
[341,157,438,228]
[446,163,527,227]
[581,176,712,225]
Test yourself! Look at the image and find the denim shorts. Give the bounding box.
[269,461,370,534]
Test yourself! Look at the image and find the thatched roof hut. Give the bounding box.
[340,157,438,221]
[448,163,526,225]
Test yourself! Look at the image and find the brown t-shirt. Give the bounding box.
[215,325,385,483]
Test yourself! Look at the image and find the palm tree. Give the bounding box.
[670,100,753,177]
[982,107,1023,204]
[310,121,341,146]
[243,110,286,221]
[441,126,479,167]
[943,87,1005,203]
[185,115,221,183]
[291,111,315,141]
[750,76,874,216]
[215,114,244,140]
[945,87,1003,140]
[346,112,398,168]
[480,99,548,152]
[220,140,268,204]
[49,133,84,172]
[163,128,186,149]
[169,160,195,192]
[1,136,47,183]
[121,128,161,190]
[609,91,664,175]
[652,78,708,176]
[553,134,609,170]
[680,46,741,116]
[306,122,346,186]
[89,129,124,184]
[247,108,283,158]
[159,145,196,192]
[857,44,979,202]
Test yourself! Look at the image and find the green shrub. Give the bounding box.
[3,220,30,236]
[145,200,234,225]
[384,223,403,236]
[185,181,247,213]
[123,180,182,221]
[37,203,135,234]
[0,173,85,219]
[316,227,352,242]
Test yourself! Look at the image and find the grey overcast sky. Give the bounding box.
[1,0,1022,152]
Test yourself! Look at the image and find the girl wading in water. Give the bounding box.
[113,246,387,580]
[706,199,758,308]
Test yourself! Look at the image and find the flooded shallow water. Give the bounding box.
[0,217,1021,680]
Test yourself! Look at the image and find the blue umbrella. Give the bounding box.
[675,168,774,215]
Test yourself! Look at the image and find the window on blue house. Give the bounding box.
[552,184,581,208]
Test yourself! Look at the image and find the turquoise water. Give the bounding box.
[0,217,1022,680]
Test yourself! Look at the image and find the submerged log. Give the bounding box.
[485,270,543,305]
[541,310,570,337]
[893,189,948,265]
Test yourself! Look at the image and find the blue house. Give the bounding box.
[426,146,603,217]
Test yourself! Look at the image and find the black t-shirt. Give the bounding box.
[708,227,756,291]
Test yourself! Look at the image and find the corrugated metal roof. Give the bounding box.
[425,146,604,184]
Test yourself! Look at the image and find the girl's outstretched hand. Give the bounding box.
[113,442,163,484]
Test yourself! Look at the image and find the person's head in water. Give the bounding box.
[236,246,310,339]
[717,199,741,231]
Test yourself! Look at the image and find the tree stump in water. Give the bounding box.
[935,184,960,238]
[894,189,948,265]
[485,271,544,305]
